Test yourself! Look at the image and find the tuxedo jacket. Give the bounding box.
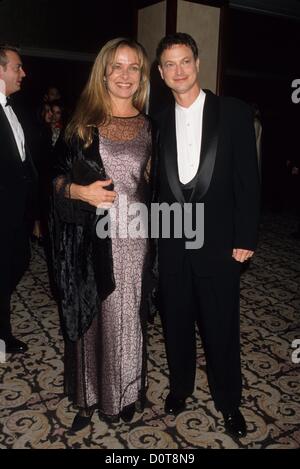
[154,90,260,276]
[0,105,37,231]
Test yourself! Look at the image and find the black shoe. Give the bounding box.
[164,393,186,416]
[4,337,28,354]
[37,237,44,247]
[70,412,92,433]
[120,403,136,423]
[223,408,247,438]
[291,231,300,240]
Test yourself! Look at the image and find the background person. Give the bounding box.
[0,44,37,353]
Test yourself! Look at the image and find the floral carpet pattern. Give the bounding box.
[0,212,299,449]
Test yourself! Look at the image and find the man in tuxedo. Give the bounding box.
[0,44,37,353]
[154,33,260,438]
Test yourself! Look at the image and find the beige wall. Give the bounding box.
[177,1,220,93]
[137,2,167,65]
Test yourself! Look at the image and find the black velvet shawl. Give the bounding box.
[49,130,115,341]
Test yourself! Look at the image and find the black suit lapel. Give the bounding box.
[0,106,25,169]
[161,106,185,204]
[191,90,220,202]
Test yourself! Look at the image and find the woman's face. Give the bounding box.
[105,46,141,103]
[42,104,53,124]
[51,105,62,124]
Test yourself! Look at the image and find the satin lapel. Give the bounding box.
[162,106,185,204]
[24,142,38,180]
[191,90,220,202]
[0,106,24,168]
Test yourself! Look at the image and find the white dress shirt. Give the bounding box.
[0,91,26,162]
[175,89,206,185]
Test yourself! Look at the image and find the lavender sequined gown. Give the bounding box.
[65,115,151,417]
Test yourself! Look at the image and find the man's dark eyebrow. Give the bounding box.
[163,55,192,62]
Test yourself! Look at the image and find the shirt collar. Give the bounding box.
[176,89,206,113]
[0,91,8,107]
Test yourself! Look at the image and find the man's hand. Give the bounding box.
[232,248,254,263]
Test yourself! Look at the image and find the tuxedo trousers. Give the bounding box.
[159,255,242,413]
[0,224,30,339]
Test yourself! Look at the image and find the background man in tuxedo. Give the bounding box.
[154,33,260,438]
[0,44,37,353]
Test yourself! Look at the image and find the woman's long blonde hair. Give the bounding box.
[65,38,149,147]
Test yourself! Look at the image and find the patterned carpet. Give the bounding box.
[0,212,299,449]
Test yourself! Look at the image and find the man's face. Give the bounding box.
[0,50,26,96]
[46,87,61,102]
[158,44,199,97]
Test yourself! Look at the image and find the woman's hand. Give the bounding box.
[70,179,117,208]
[32,220,42,239]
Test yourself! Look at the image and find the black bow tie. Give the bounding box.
[5,96,11,107]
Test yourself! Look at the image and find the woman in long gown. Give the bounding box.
[50,38,152,432]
